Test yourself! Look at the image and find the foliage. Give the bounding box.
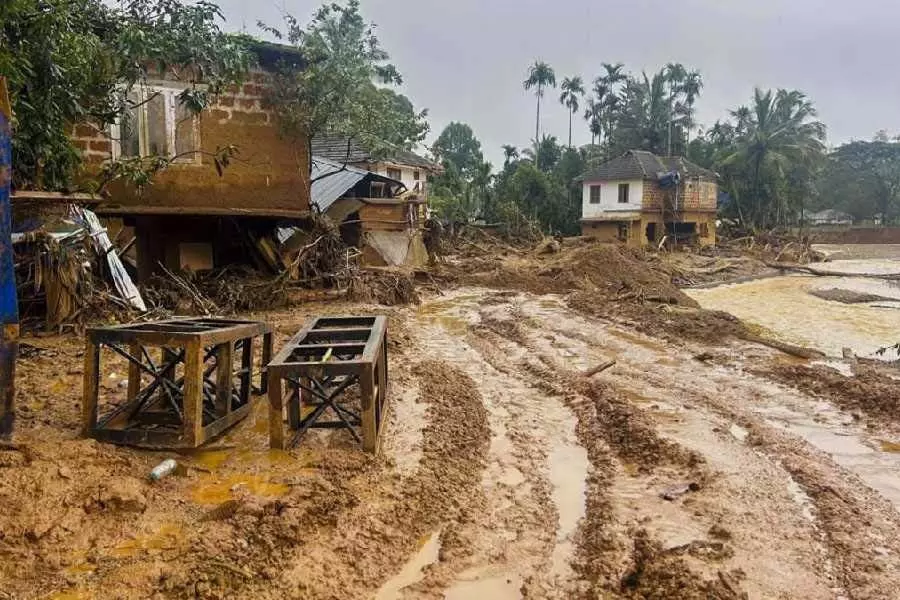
[1,0,251,190]
[559,76,584,148]
[432,122,484,178]
[523,60,556,143]
[816,140,900,224]
[689,88,826,229]
[429,123,491,223]
[262,0,428,167]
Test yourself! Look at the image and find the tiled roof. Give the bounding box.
[310,135,439,171]
[584,150,717,181]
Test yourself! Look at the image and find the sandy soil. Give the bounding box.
[5,263,900,598]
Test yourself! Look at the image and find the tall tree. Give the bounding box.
[432,122,484,178]
[264,0,428,184]
[523,61,556,143]
[719,88,826,229]
[559,76,584,148]
[664,63,687,156]
[592,63,627,158]
[583,97,602,148]
[502,144,519,167]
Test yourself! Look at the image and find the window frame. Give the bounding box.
[617,183,630,204]
[589,184,602,204]
[110,81,203,166]
[386,167,403,181]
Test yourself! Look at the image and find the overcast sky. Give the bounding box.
[214,0,899,165]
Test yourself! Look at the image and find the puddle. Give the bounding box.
[110,523,183,558]
[374,531,442,600]
[548,445,588,539]
[444,574,522,600]
[46,591,91,600]
[191,474,290,505]
[762,408,900,508]
[786,478,816,522]
[879,440,900,453]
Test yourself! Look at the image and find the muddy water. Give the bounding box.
[687,255,900,358]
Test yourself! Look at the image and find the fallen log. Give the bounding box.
[740,333,825,360]
[583,360,616,378]
[766,262,900,281]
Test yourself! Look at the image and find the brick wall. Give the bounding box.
[641,178,717,213]
[76,68,310,213]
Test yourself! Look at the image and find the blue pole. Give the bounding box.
[0,77,18,438]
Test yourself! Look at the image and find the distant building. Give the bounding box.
[581,150,718,247]
[807,209,853,226]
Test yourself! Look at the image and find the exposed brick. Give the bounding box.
[73,140,89,151]
[216,95,235,108]
[90,139,112,153]
[74,123,100,138]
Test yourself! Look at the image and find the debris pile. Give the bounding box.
[13,206,148,331]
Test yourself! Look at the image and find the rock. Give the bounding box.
[84,478,147,514]
[660,482,701,501]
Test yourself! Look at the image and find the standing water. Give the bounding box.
[687,245,900,359]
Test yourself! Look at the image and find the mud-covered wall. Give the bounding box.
[72,69,309,214]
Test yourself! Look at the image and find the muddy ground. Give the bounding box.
[4,243,900,599]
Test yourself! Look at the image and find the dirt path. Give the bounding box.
[5,288,900,599]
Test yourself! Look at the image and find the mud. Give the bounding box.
[6,249,900,598]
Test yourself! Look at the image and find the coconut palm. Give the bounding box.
[593,63,627,157]
[559,76,585,148]
[523,61,557,143]
[583,97,602,149]
[502,144,519,168]
[720,88,826,229]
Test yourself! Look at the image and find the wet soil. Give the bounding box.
[5,270,900,598]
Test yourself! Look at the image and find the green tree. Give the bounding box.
[719,88,827,229]
[523,61,556,144]
[432,122,484,178]
[824,141,900,224]
[1,0,250,190]
[559,76,584,148]
[502,144,519,168]
[263,0,427,182]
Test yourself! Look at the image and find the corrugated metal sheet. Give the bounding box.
[310,156,369,213]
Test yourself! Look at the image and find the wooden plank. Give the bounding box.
[268,372,284,450]
[260,332,273,394]
[362,316,387,362]
[182,339,204,447]
[127,342,142,401]
[240,337,254,407]
[216,342,233,415]
[82,339,101,437]
[359,364,377,453]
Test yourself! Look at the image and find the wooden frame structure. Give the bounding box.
[267,316,388,452]
[82,317,273,449]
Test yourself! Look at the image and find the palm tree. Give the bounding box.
[502,144,519,168]
[524,61,557,143]
[594,63,627,157]
[664,63,687,156]
[721,88,826,229]
[559,76,585,148]
[583,97,602,148]
[679,70,703,154]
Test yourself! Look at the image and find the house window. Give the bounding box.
[113,84,201,164]
[618,183,630,204]
[413,170,420,181]
[589,185,601,204]
[387,167,402,181]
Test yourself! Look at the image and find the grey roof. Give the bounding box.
[310,156,403,213]
[584,150,717,181]
[311,135,440,171]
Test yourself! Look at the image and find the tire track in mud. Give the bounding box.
[516,293,900,600]
[407,316,585,598]
[469,313,744,599]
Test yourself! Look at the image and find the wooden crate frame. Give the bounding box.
[267,316,388,452]
[82,317,273,449]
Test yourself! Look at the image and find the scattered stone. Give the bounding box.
[660,482,701,501]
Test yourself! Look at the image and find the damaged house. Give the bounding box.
[310,156,428,268]
[581,150,718,247]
